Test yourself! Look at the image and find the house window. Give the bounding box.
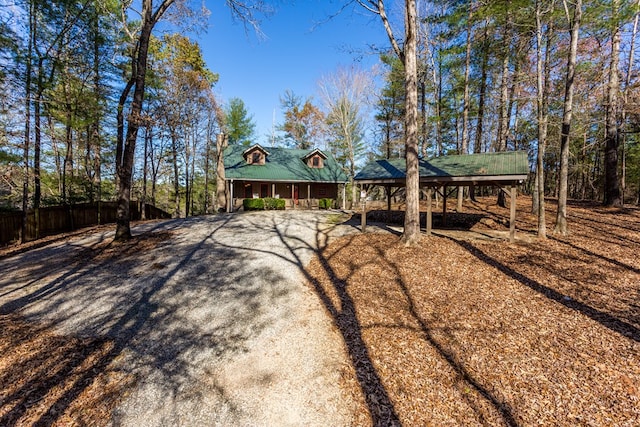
[244,183,252,198]
[312,156,320,167]
[252,152,261,164]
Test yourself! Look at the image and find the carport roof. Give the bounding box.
[354,151,530,186]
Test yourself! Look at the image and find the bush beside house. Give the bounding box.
[243,198,265,211]
[263,198,286,210]
[319,198,334,209]
[243,198,285,211]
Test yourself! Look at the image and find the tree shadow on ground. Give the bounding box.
[232,212,520,425]
[365,209,485,230]
[369,243,520,427]
[204,211,403,426]
[452,238,640,343]
[271,215,402,426]
[0,214,290,426]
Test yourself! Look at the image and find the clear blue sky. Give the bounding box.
[198,1,394,145]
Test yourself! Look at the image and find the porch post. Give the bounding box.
[426,186,433,236]
[361,186,367,232]
[272,183,275,197]
[228,179,234,213]
[307,183,311,208]
[342,184,346,209]
[510,185,516,243]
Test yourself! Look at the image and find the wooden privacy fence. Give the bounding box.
[0,202,171,246]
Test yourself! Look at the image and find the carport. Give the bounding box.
[354,151,530,243]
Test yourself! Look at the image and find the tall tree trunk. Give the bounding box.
[496,2,512,209]
[621,0,639,205]
[171,131,181,218]
[141,123,150,220]
[358,0,419,244]
[458,2,473,212]
[216,133,228,212]
[496,0,512,153]
[188,129,197,216]
[115,0,176,240]
[92,8,102,213]
[555,0,582,235]
[402,0,420,244]
[535,0,549,239]
[604,0,622,207]
[21,0,35,244]
[420,80,427,157]
[474,23,489,155]
[34,58,44,213]
[204,120,212,214]
[435,55,443,156]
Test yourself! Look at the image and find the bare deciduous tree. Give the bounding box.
[555,0,582,235]
[318,66,371,205]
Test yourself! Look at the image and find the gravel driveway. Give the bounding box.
[0,210,361,426]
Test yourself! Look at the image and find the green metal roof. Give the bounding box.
[224,145,349,183]
[355,151,530,183]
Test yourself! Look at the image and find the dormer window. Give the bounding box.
[303,148,327,169]
[242,144,269,165]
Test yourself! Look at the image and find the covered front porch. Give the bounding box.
[228,180,346,211]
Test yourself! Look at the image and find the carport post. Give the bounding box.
[426,187,433,236]
[442,185,448,227]
[386,184,392,212]
[510,185,516,243]
[361,185,367,233]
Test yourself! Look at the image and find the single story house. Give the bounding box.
[223,144,349,211]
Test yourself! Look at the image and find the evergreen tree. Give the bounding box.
[375,54,405,159]
[224,98,256,145]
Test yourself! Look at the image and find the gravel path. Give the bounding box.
[0,210,362,426]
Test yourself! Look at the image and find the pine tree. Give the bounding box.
[224,98,256,146]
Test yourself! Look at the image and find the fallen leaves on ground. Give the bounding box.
[0,231,173,426]
[0,314,135,427]
[308,197,640,426]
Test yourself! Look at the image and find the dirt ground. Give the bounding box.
[1,198,639,426]
[0,211,356,426]
[307,197,640,426]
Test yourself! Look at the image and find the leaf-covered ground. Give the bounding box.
[307,197,640,426]
[0,234,170,427]
[0,314,134,426]
[1,199,639,426]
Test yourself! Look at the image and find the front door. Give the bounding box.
[293,185,299,204]
[261,183,269,198]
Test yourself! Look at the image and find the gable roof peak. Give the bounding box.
[242,143,270,159]
[302,148,327,160]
